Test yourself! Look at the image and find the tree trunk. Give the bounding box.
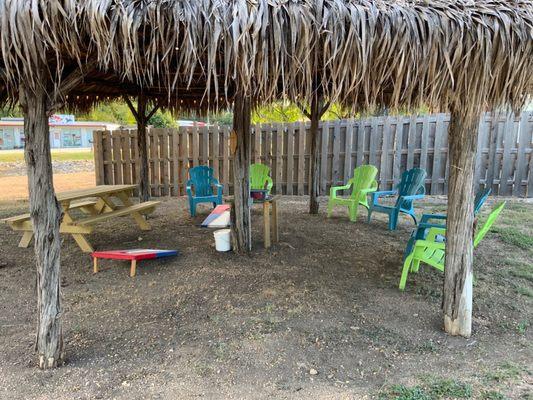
[308,94,323,214]
[21,83,64,368]
[136,95,150,202]
[231,91,252,252]
[443,111,479,338]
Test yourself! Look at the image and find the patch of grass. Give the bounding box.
[480,390,507,400]
[493,227,533,250]
[0,149,93,162]
[516,286,533,298]
[379,378,472,400]
[483,362,525,383]
[508,262,533,282]
[517,320,529,334]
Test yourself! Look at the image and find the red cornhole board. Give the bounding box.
[92,249,178,277]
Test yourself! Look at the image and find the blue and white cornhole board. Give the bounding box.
[201,204,230,228]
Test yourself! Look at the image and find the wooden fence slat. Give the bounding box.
[485,113,500,193]
[180,127,188,195]
[356,119,366,167]
[392,121,403,188]
[419,115,430,190]
[171,130,180,196]
[111,131,122,185]
[473,115,487,193]
[121,130,132,184]
[407,115,417,170]
[264,123,272,168]
[132,130,139,188]
[369,117,378,169]
[274,124,283,194]
[286,123,295,195]
[161,129,170,196]
[331,120,341,187]
[320,121,329,194]
[499,114,516,195]
[223,125,230,195]
[253,124,261,163]
[380,117,391,188]
[192,124,199,167]
[513,112,531,197]
[212,124,220,180]
[431,114,445,194]
[344,118,354,184]
[297,121,306,195]
[93,131,105,185]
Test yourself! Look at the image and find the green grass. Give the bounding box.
[0,149,93,162]
[492,226,533,251]
[516,286,533,298]
[483,362,526,384]
[379,378,472,400]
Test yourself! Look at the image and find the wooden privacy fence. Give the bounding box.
[94,112,533,198]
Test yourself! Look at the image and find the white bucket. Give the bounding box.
[214,229,232,252]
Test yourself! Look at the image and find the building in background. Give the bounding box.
[0,115,119,150]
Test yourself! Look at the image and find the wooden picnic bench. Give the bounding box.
[1,185,159,253]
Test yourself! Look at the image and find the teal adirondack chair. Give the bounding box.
[399,201,506,290]
[367,168,427,230]
[250,163,273,193]
[327,165,378,222]
[186,166,223,217]
[403,188,492,259]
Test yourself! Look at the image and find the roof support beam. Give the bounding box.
[443,110,479,337]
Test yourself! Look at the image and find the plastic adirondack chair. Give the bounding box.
[186,166,223,216]
[327,165,378,222]
[250,163,273,193]
[367,168,427,230]
[403,188,492,259]
[399,201,506,290]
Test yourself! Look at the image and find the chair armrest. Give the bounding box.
[399,194,425,202]
[330,183,352,197]
[420,213,447,224]
[370,190,397,205]
[186,179,193,196]
[211,178,224,194]
[426,227,447,242]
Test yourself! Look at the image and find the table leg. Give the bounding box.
[63,211,94,253]
[130,259,137,277]
[263,201,271,249]
[18,231,33,248]
[115,192,152,231]
[93,257,99,274]
[272,199,279,243]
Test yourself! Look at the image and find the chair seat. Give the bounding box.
[421,247,445,270]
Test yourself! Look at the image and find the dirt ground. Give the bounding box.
[0,196,531,399]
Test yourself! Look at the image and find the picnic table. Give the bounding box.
[1,185,159,253]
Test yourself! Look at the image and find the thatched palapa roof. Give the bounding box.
[0,0,532,116]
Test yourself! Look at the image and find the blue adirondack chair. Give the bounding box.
[402,188,491,259]
[186,166,223,217]
[367,168,427,230]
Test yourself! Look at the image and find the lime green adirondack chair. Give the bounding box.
[327,165,379,222]
[399,201,506,290]
[250,163,273,193]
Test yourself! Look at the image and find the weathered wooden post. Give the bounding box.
[124,94,160,202]
[20,79,64,369]
[443,111,479,337]
[231,90,252,252]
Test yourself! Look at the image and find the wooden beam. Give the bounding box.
[20,80,64,369]
[231,90,252,252]
[443,111,479,338]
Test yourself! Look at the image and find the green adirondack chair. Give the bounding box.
[250,163,273,193]
[399,201,506,290]
[327,165,379,222]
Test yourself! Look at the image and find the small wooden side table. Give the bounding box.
[259,196,280,249]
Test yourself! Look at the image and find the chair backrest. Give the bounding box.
[396,168,427,208]
[189,166,215,196]
[474,201,506,247]
[350,165,378,199]
[250,163,271,190]
[474,187,491,215]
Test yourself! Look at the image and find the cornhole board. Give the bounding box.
[91,249,178,277]
[201,204,230,228]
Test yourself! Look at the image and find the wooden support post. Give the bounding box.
[231,90,252,252]
[443,111,479,338]
[93,257,99,274]
[130,259,137,277]
[20,81,64,369]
